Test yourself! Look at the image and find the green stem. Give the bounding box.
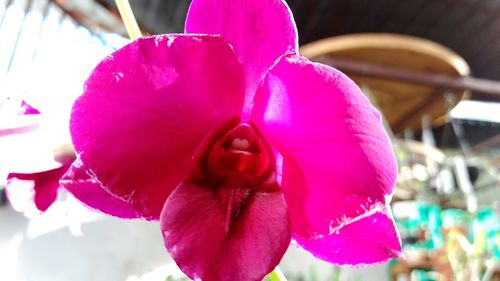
[267,267,288,281]
[114,0,142,40]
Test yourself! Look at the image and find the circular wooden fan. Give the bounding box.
[300,33,470,133]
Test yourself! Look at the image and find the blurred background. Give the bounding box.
[0,0,499,280]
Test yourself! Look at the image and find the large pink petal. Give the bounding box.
[60,158,139,218]
[185,0,298,116]
[161,181,290,281]
[252,55,398,239]
[294,209,402,265]
[70,35,245,220]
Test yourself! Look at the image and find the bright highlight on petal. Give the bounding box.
[60,158,140,218]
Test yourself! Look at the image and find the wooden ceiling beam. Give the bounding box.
[316,57,500,97]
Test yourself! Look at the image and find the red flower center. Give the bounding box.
[193,119,276,190]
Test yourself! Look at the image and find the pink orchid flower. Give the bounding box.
[1,101,75,212]
[60,0,401,280]
[6,150,74,212]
